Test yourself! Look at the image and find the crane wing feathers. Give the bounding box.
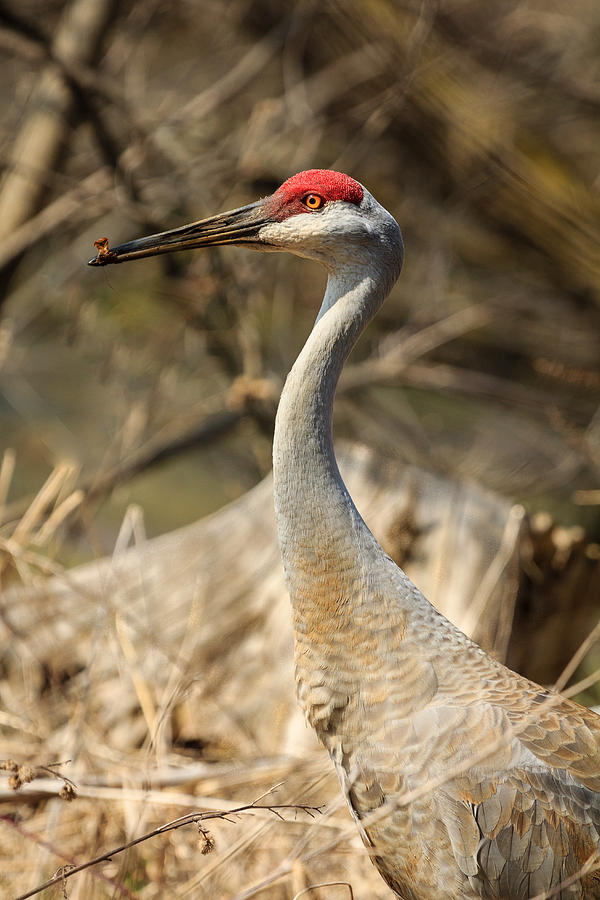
[507,695,600,793]
[450,767,600,898]
[343,694,600,898]
[434,691,600,895]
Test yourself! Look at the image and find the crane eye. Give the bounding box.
[303,193,324,210]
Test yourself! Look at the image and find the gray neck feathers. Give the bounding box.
[272,262,397,614]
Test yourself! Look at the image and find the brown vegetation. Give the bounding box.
[0,0,598,896]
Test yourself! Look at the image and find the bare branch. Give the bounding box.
[11,800,323,900]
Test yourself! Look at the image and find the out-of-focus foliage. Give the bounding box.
[0,1,599,896]
[0,0,598,554]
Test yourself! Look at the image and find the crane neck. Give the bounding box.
[273,246,402,644]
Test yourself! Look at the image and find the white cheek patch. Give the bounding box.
[259,204,365,247]
[259,214,317,246]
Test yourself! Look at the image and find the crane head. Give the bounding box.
[88,170,403,275]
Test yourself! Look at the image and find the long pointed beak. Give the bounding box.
[88,199,270,266]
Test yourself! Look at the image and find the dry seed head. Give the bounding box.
[59,783,77,802]
[18,765,36,785]
[198,827,216,854]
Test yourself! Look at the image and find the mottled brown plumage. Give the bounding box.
[285,520,600,899]
[90,170,600,898]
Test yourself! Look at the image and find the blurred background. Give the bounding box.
[0,0,599,897]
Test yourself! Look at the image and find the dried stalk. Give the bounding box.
[10,799,322,900]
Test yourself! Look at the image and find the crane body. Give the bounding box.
[90,170,600,899]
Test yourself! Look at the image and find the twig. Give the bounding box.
[0,756,329,809]
[553,618,600,694]
[342,358,574,414]
[11,801,323,900]
[358,305,489,375]
[460,503,524,639]
[293,882,354,900]
[0,758,77,798]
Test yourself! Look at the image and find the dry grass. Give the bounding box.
[0,455,399,899]
[1,447,599,898]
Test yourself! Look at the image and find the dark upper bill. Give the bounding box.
[88,199,269,266]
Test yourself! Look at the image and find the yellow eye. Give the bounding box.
[304,193,324,210]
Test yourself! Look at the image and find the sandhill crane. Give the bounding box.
[89,170,600,899]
